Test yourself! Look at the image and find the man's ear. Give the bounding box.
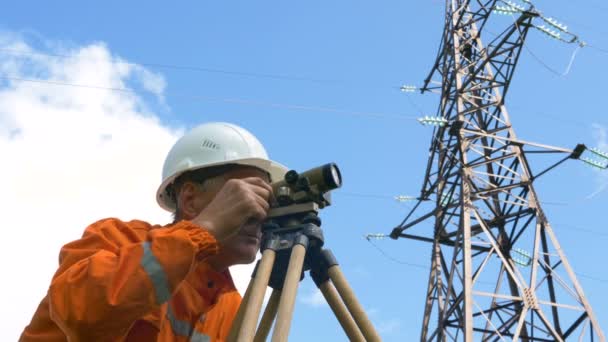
[176,182,202,220]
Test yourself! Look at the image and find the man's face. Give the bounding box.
[201,166,271,267]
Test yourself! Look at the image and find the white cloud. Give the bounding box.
[366,307,380,317]
[365,307,401,336]
[0,33,255,340]
[377,318,402,335]
[301,288,327,308]
[137,66,166,95]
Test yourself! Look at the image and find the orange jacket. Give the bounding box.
[20,218,242,341]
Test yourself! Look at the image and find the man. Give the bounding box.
[20,122,288,341]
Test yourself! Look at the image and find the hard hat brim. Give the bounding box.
[156,158,289,212]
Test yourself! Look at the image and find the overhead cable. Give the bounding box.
[0,75,418,120]
[0,48,412,91]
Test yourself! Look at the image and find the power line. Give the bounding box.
[523,44,580,77]
[364,236,428,269]
[575,272,608,284]
[365,234,608,284]
[554,223,608,238]
[340,191,564,210]
[587,44,608,55]
[490,3,608,78]
[0,75,418,120]
[338,192,398,200]
[1,75,134,93]
[555,0,608,14]
[500,10,585,77]
[0,48,408,91]
[0,48,341,83]
[403,93,427,115]
[184,95,417,120]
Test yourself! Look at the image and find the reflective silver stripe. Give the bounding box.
[167,306,211,342]
[140,241,171,304]
[190,331,211,342]
[166,305,192,336]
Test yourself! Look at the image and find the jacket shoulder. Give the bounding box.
[82,217,159,240]
[57,218,156,266]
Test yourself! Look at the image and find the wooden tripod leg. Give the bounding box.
[253,289,281,342]
[318,281,365,342]
[227,276,254,342]
[271,241,308,342]
[237,249,277,341]
[328,265,382,342]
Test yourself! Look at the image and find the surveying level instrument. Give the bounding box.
[227,163,381,342]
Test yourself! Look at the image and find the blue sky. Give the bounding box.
[1,1,607,340]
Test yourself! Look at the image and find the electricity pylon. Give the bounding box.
[390,0,605,340]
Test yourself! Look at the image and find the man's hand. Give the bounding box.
[192,177,272,241]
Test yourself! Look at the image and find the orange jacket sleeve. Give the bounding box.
[47,218,219,341]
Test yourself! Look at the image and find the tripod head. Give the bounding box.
[260,202,325,290]
[256,163,342,290]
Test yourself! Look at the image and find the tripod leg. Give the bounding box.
[237,248,277,341]
[318,281,366,342]
[253,289,281,342]
[227,276,254,342]
[328,265,382,342]
[272,236,308,342]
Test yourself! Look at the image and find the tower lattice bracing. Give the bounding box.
[390,0,605,340]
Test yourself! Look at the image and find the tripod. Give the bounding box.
[227,202,382,342]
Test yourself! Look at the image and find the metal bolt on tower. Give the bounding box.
[390,0,605,340]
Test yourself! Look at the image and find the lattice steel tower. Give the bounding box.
[390,0,605,340]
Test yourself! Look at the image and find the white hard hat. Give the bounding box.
[157,122,288,211]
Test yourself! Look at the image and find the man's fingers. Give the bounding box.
[241,177,272,201]
[253,193,270,212]
[242,177,273,192]
[250,186,271,202]
[248,202,268,222]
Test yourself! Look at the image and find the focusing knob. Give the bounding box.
[285,170,299,184]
